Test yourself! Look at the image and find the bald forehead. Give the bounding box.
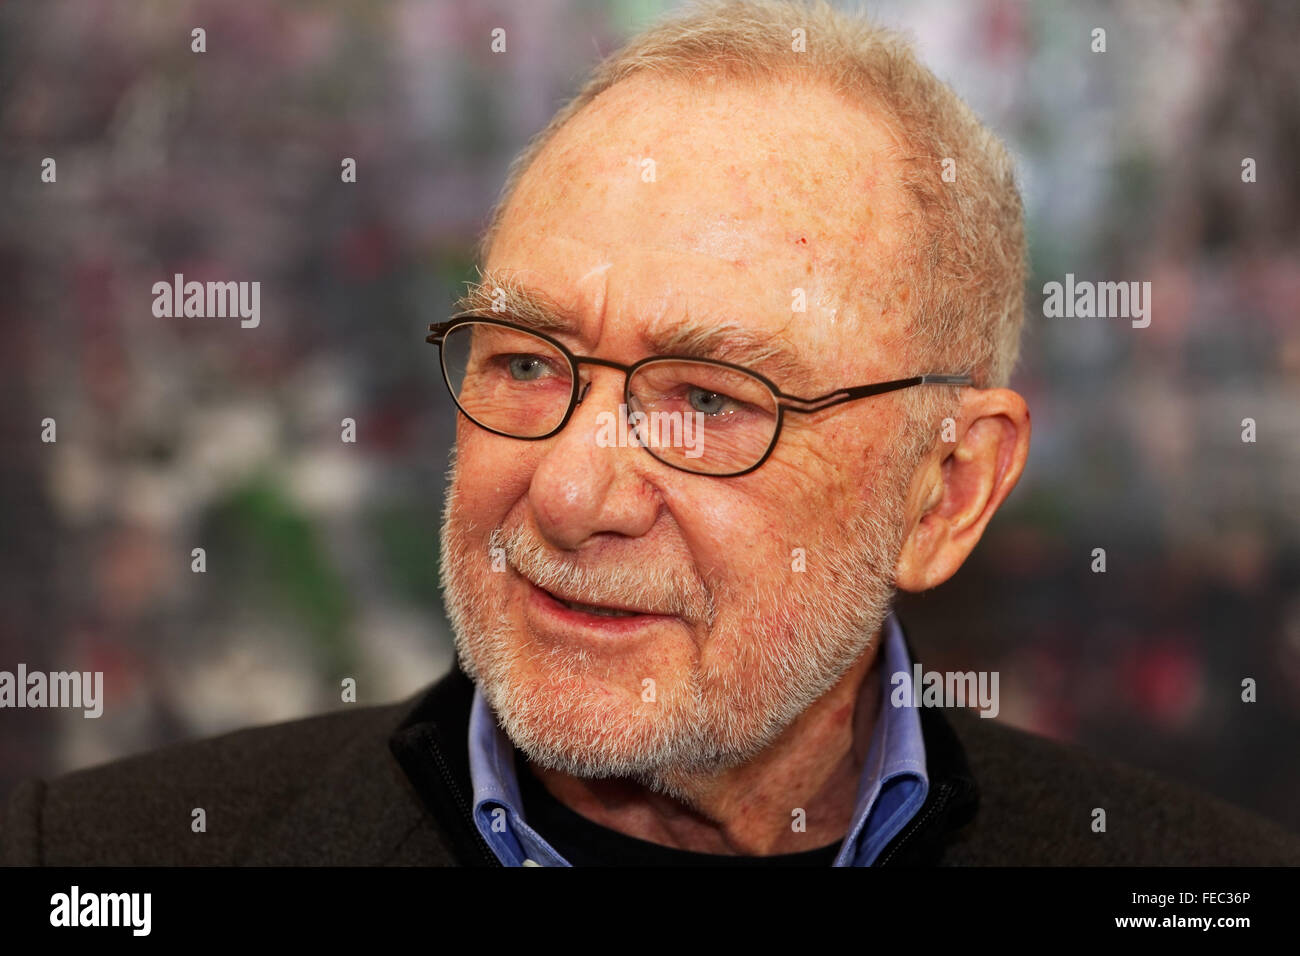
[485,72,923,387]
[500,72,914,278]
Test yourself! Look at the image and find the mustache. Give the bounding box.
[491,525,716,624]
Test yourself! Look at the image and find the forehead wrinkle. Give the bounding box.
[458,271,833,395]
[462,269,826,392]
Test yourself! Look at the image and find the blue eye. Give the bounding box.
[688,387,732,415]
[506,355,550,380]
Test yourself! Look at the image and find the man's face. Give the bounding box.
[441,74,925,794]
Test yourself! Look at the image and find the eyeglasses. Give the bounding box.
[427,314,972,477]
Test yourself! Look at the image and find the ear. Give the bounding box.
[894,388,1031,592]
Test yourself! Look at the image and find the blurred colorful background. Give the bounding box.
[2,0,1298,833]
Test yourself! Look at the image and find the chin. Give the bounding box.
[495,686,666,777]
[472,639,778,790]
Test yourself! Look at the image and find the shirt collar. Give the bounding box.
[468,609,928,866]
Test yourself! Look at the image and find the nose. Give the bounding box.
[528,367,660,551]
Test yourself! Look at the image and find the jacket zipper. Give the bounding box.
[876,781,954,866]
[425,728,503,867]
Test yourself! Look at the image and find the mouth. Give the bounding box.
[522,577,676,631]
[550,595,642,618]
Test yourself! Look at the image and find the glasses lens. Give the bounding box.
[441,321,574,438]
[628,360,779,475]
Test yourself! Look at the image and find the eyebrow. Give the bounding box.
[452,271,822,395]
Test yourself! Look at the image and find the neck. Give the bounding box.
[527,633,883,855]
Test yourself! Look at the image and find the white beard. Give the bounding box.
[439,447,912,802]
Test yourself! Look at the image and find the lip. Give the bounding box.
[523,577,678,634]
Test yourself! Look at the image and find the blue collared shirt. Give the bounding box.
[468,609,928,866]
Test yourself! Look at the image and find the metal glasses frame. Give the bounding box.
[427,313,973,477]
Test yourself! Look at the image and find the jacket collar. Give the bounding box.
[390,620,979,866]
[390,662,502,866]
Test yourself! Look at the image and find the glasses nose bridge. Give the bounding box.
[571,355,633,408]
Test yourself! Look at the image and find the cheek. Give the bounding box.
[451,427,536,520]
[679,444,870,588]
[672,488,802,586]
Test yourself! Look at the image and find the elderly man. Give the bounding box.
[4,0,1298,867]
